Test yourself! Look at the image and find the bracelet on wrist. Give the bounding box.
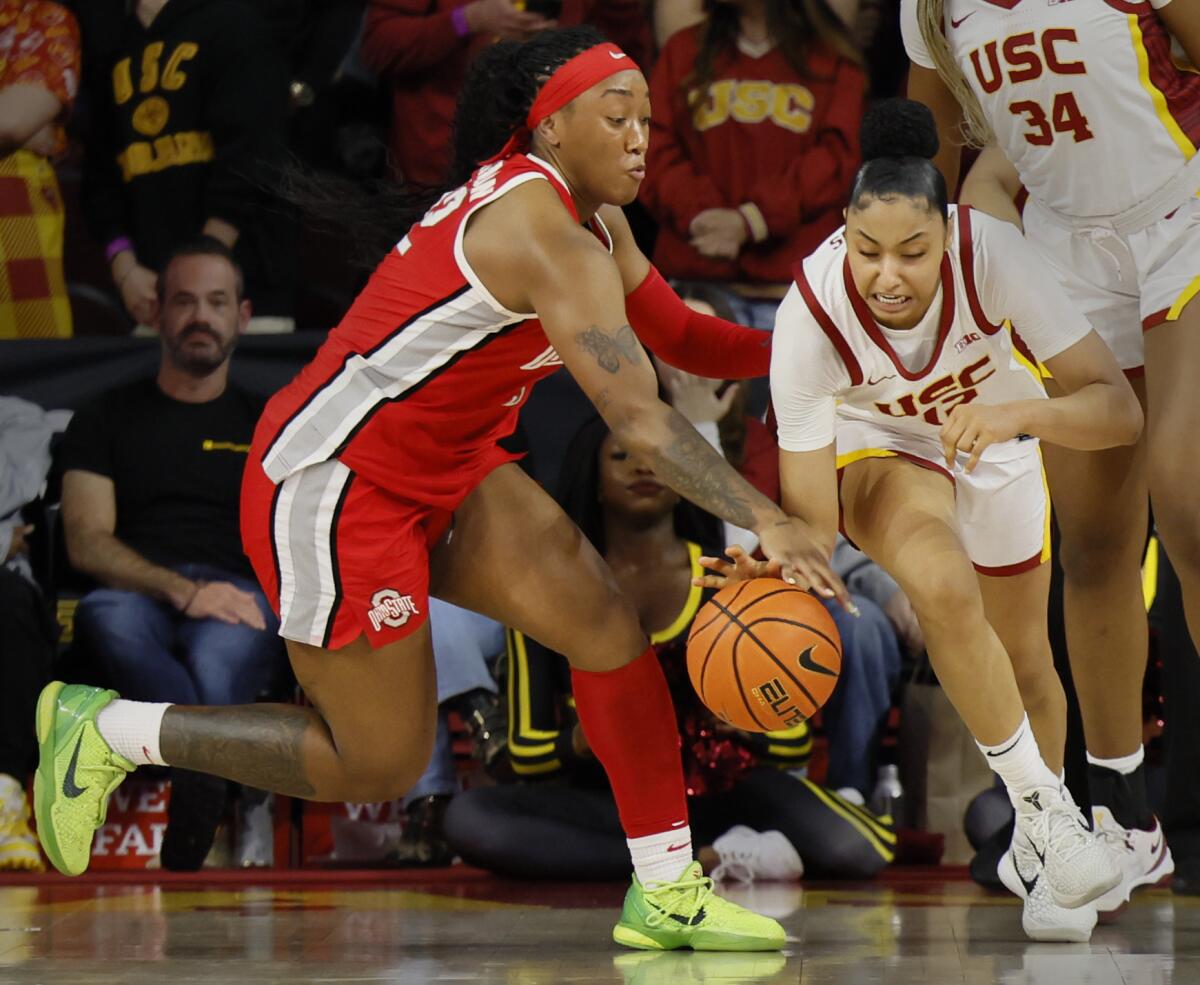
[105,236,134,263]
[451,5,471,37]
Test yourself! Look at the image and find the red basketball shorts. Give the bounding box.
[241,453,451,650]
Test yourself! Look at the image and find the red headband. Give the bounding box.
[485,42,639,163]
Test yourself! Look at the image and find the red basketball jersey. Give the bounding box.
[258,153,612,509]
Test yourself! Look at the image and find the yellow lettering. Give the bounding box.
[731,81,773,124]
[140,41,164,94]
[116,131,215,181]
[162,42,198,91]
[153,134,178,170]
[113,58,134,105]
[693,80,735,131]
[772,84,814,134]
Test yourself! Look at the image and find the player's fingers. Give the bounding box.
[798,557,855,612]
[959,428,986,472]
[762,558,785,579]
[779,563,811,590]
[965,435,990,474]
[698,555,735,576]
[940,419,962,467]
[692,573,728,589]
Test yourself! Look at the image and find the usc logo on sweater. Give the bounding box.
[692,80,815,134]
[111,41,214,182]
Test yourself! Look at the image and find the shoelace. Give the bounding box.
[642,871,716,928]
[711,847,757,884]
[1041,801,1099,865]
[88,757,130,826]
[1092,816,1133,853]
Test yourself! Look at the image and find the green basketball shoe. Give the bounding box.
[613,862,787,951]
[34,682,135,876]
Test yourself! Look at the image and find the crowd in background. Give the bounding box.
[0,0,1195,899]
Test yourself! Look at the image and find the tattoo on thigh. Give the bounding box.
[575,324,642,374]
[160,704,318,798]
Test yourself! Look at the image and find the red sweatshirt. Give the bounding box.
[362,0,652,190]
[641,26,866,285]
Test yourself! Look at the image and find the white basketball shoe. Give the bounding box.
[1090,806,1175,921]
[998,844,1097,942]
[711,826,804,884]
[1012,786,1119,908]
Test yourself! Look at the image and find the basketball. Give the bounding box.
[687,578,843,733]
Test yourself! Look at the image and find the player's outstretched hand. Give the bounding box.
[940,401,1025,473]
[694,544,778,589]
[758,519,855,613]
[185,581,268,630]
[698,532,858,615]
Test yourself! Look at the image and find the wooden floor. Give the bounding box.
[0,868,1195,984]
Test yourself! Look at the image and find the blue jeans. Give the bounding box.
[404,598,504,806]
[717,291,781,333]
[713,289,779,417]
[820,595,902,797]
[74,563,285,706]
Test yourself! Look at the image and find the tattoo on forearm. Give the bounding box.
[648,410,758,529]
[160,704,318,798]
[575,324,642,374]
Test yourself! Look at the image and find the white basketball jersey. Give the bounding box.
[771,207,1092,462]
[901,0,1200,217]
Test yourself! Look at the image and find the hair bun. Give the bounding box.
[860,98,940,163]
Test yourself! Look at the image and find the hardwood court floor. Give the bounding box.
[0,868,1194,984]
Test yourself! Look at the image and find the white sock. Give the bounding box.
[1086,745,1144,775]
[96,700,171,766]
[628,824,693,886]
[976,714,1059,803]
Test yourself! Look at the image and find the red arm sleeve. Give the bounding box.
[746,58,865,238]
[639,32,728,237]
[626,267,772,379]
[361,0,463,76]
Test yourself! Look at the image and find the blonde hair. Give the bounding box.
[916,0,994,148]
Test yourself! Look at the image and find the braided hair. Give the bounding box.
[447,25,608,187]
[280,26,608,270]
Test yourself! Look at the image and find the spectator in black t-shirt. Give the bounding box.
[58,236,286,870]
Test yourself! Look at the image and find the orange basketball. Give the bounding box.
[687,577,843,732]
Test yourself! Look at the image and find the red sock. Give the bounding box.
[571,646,688,838]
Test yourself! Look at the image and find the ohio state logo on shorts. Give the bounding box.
[367,589,420,633]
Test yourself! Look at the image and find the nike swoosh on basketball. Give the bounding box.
[62,734,88,798]
[797,645,837,677]
[950,11,975,28]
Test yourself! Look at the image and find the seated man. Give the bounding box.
[59,237,286,870]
